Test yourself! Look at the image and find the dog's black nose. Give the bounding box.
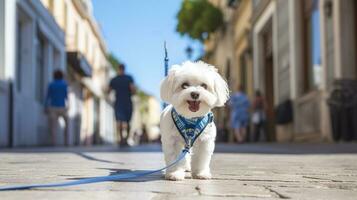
[191,92,199,100]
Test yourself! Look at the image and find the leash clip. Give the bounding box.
[185,138,192,150]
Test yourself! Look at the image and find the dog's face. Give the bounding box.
[160,61,229,118]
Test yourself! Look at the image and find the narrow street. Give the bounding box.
[1,143,357,199]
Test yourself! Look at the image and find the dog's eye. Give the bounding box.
[201,83,208,89]
[181,82,189,89]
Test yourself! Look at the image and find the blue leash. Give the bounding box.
[0,148,189,191]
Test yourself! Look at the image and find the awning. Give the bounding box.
[67,51,92,77]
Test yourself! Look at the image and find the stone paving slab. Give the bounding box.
[0,143,357,200]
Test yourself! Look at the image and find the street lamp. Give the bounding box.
[185,45,193,59]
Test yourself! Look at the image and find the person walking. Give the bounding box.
[108,64,136,146]
[45,70,69,146]
[229,85,250,143]
[252,90,267,142]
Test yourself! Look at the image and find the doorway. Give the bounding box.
[355,0,357,77]
[262,20,276,141]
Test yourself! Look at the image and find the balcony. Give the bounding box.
[67,51,92,77]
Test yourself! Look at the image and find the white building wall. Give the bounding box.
[1,0,65,146]
[67,81,83,145]
[333,0,357,79]
[0,0,9,147]
[99,99,116,144]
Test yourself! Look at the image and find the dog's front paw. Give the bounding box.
[192,171,212,180]
[165,171,185,181]
[185,165,191,172]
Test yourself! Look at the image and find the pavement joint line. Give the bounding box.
[150,191,177,195]
[196,192,274,198]
[302,175,343,182]
[211,177,300,182]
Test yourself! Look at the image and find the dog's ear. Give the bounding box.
[213,69,230,107]
[160,65,180,104]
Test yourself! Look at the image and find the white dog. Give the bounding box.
[160,61,229,181]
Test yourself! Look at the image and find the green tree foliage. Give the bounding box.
[176,0,224,41]
[107,53,121,71]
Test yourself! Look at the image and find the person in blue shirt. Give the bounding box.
[45,70,69,146]
[108,64,136,146]
[229,85,251,143]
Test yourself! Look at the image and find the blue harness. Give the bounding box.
[171,109,213,149]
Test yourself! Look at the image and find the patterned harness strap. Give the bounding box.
[171,108,213,149]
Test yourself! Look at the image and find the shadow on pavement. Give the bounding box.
[74,152,125,165]
[214,143,357,154]
[1,143,357,154]
[67,168,163,182]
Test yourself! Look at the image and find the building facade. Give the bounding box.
[205,0,356,142]
[0,0,66,147]
[205,0,253,142]
[130,95,161,144]
[0,0,9,147]
[251,0,357,141]
[41,0,116,145]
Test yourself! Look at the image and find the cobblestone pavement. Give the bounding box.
[1,143,357,200]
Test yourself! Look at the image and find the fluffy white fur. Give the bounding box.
[160,61,229,181]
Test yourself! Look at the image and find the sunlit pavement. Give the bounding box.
[1,143,357,200]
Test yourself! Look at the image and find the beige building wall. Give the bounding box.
[41,0,108,75]
[41,0,115,145]
[207,0,253,97]
[205,0,254,142]
[233,0,253,98]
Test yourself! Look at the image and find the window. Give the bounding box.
[16,17,25,91]
[75,21,79,49]
[355,1,357,78]
[53,48,61,70]
[225,59,231,89]
[49,0,54,14]
[302,0,322,93]
[253,0,263,8]
[63,3,67,34]
[35,30,46,103]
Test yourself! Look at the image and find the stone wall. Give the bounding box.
[276,0,291,103]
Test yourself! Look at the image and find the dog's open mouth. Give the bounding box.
[187,100,200,112]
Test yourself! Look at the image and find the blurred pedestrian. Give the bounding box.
[229,85,250,143]
[45,70,69,146]
[108,64,136,146]
[252,90,267,142]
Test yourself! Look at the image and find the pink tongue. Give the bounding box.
[188,101,200,112]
